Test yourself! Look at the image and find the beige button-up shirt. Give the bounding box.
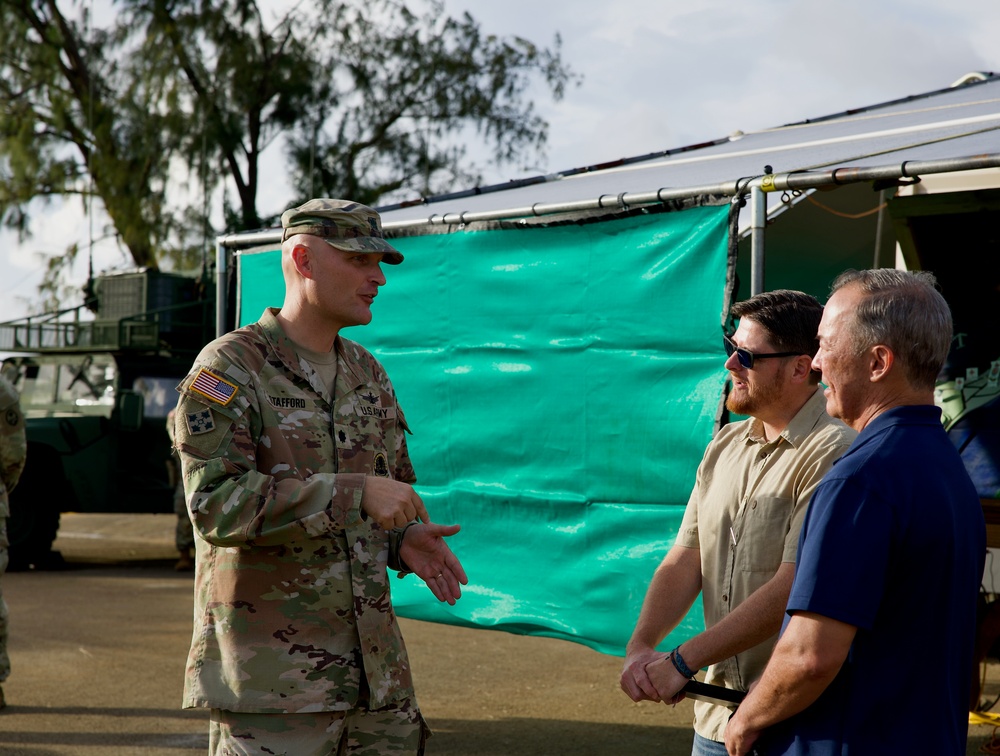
[675,389,856,741]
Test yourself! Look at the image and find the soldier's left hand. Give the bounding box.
[399,523,468,605]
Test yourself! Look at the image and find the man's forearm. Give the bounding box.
[729,612,854,735]
[626,545,701,653]
[679,562,794,671]
[731,647,833,733]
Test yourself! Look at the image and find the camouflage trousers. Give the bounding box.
[208,697,429,755]
[0,515,8,682]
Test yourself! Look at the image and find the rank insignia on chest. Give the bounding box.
[373,451,389,477]
[186,408,216,435]
[190,368,238,406]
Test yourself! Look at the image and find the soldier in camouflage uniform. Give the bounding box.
[0,374,26,711]
[173,198,467,754]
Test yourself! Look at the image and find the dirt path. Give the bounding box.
[400,617,695,755]
[2,513,997,755]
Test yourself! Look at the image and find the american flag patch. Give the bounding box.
[190,368,238,406]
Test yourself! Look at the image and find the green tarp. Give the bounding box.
[237,204,731,656]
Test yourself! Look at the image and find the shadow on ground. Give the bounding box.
[421,717,690,755]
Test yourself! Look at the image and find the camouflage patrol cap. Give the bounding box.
[280,198,403,264]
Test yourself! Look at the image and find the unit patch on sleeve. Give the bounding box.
[186,408,216,435]
[190,368,239,406]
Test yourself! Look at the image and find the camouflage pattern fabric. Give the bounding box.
[0,376,26,519]
[0,375,26,683]
[280,198,404,264]
[208,696,428,755]
[174,307,418,714]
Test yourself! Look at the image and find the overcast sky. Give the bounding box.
[2,0,999,323]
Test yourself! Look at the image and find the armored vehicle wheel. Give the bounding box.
[6,447,65,571]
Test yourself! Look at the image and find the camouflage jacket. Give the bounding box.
[0,375,26,519]
[174,308,416,714]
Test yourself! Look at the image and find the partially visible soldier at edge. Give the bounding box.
[165,407,195,572]
[172,198,468,754]
[0,373,27,711]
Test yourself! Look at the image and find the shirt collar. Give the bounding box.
[744,389,832,448]
[855,403,943,442]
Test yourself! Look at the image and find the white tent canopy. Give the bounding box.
[373,73,1000,230]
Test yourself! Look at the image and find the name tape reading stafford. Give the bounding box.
[266,394,395,419]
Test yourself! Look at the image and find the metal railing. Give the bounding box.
[0,299,213,355]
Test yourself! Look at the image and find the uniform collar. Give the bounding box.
[259,307,369,397]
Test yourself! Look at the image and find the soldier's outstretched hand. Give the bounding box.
[361,476,430,529]
[400,523,468,605]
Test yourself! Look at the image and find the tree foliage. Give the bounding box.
[281,1,575,206]
[0,0,180,269]
[0,0,575,279]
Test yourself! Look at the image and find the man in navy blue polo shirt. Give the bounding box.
[725,268,986,756]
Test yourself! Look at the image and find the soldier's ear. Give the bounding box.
[290,242,314,280]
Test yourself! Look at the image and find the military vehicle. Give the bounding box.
[0,269,215,569]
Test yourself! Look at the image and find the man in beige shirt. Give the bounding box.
[620,289,856,756]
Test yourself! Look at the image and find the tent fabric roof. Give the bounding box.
[378,74,1000,227]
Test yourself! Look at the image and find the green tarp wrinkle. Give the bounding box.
[238,204,731,656]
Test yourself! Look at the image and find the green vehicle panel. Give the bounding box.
[0,270,215,569]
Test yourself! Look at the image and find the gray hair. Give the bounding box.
[831,268,952,390]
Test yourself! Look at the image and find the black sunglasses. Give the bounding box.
[723,333,804,370]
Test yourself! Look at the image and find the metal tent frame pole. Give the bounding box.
[215,153,1000,336]
[376,154,1000,230]
[750,185,767,296]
